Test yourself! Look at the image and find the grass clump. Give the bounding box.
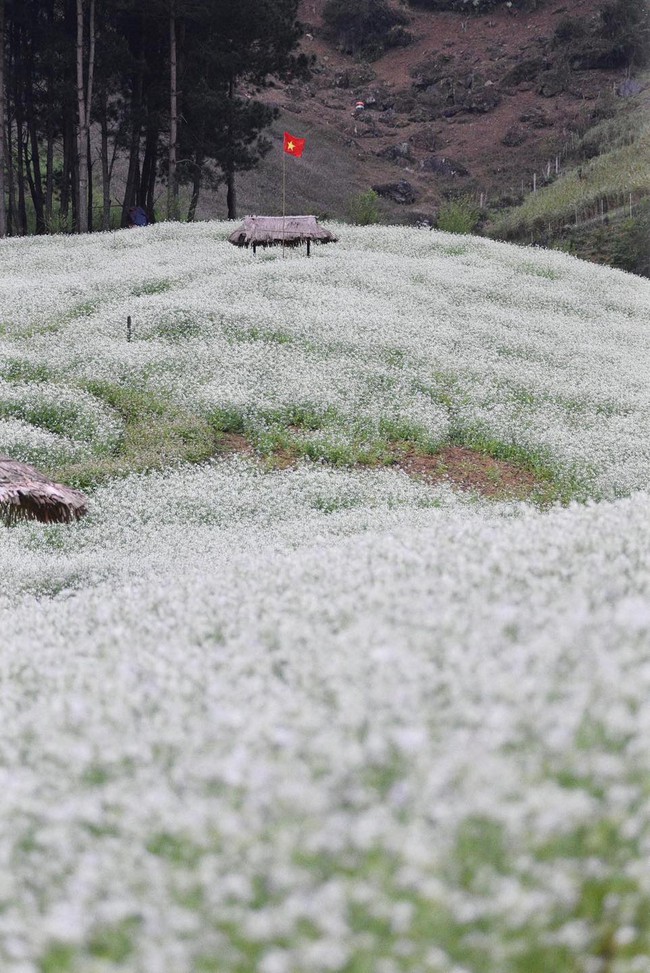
[131,278,173,297]
[437,196,480,235]
[88,918,140,964]
[48,382,219,488]
[347,189,382,226]
[0,359,53,384]
[39,943,76,973]
[610,203,650,277]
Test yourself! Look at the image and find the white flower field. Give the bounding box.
[2,222,650,972]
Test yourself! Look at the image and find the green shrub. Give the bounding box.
[599,0,650,69]
[553,17,588,46]
[437,197,480,235]
[323,0,409,58]
[611,208,650,278]
[553,0,650,70]
[347,189,382,226]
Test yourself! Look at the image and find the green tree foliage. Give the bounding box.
[175,0,310,219]
[0,0,308,234]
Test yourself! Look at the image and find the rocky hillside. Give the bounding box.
[198,0,644,226]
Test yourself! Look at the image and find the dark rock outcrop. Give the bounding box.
[519,106,553,128]
[501,57,546,87]
[376,142,414,164]
[372,180,417,204]
[538,69,568,97]
[420,156,469,177]
[501,126,528,147]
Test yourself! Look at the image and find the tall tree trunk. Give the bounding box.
[100,92,111,230]
[62,0,76,229]
[25,34,45,234]
[6,96,15,235]
[45,131,54,228]
[225,75,236,220]
[144,128,157,218]
[0,0,6,238]
[13,21,27,235]
[76,0,94,233]
[44,0,55,228]
[121,18,144,227]
[76,0,87,231]
[168,3,178,221]
[122,140,141,225]
[139,118,158,211]
[87,127,93,230]
[187,156,203,222]
[61,111,72,227]
[86,0,95,228]
[226,170,236,220]
[16,131,27,234]
[26,125,45,232]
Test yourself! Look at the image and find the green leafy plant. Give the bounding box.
[437,196,480,235]
[347,189,382,226]
[611,208,650,278]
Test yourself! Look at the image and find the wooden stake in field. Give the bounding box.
[282,131,306,258]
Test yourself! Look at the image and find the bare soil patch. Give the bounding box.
[216,432,551,501]
[215,432,253,455]
[394,444,543,500]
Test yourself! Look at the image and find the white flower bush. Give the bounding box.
[0,380,122,465]
[1,223,650,972]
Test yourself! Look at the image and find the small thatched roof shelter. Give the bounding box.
[0,456,88,525]
[228,215,338,255]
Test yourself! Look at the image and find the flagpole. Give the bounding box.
[282,147,286,259]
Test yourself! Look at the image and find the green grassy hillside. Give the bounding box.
[488,78,650,275]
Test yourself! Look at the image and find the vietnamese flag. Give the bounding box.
[284,131,306,158]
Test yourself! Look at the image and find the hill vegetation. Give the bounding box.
[487,75,650,275]
[220,0,649,277]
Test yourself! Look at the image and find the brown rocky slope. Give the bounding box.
[198,0,636,225]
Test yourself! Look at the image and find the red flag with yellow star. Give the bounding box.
[283,131,306,158]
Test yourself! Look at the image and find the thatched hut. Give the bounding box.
[228,215,338,256]
[0,456,88,525]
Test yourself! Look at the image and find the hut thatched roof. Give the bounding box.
[0,456,88,525]
[228,215,338,249]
